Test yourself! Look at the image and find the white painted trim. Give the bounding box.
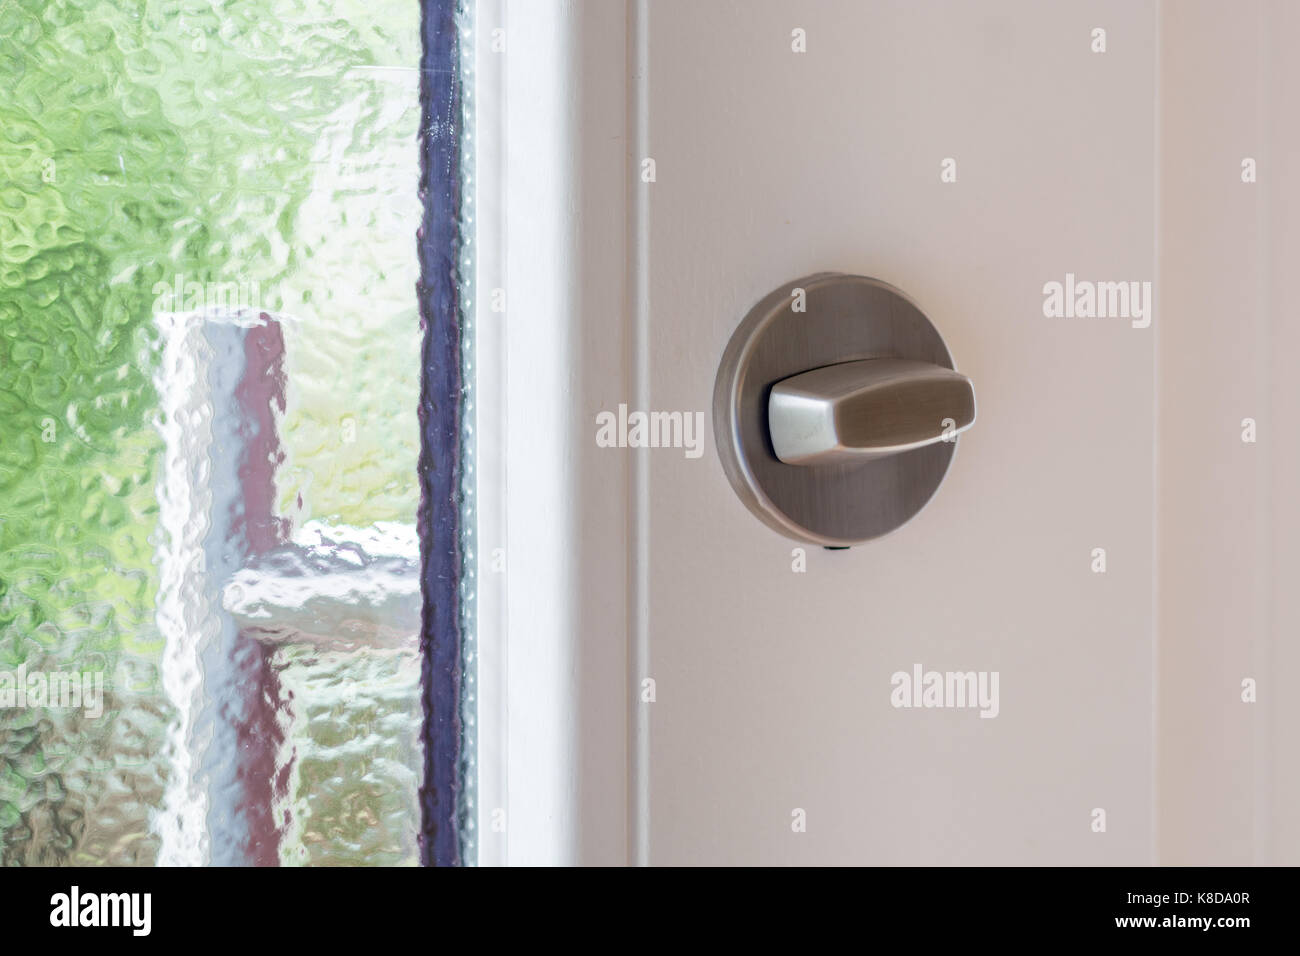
[474,0,632,865]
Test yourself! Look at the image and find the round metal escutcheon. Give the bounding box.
[712,273,962,547]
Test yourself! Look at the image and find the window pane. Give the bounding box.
[0,0,422,865]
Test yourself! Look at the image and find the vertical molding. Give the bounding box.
[626,0,652,868]
[1150,0,1163,869]
[494,0,628,864]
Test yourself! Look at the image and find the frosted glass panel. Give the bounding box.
[0,0,422,865]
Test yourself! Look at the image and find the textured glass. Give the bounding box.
[0,0,421,865]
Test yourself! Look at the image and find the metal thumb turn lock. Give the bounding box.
[769,358,975,466]
[713,273,976,547]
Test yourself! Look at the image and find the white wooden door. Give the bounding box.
[476,0,1300,866]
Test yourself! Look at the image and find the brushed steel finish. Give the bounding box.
[769,359,975,465]
[713,273,973,546]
